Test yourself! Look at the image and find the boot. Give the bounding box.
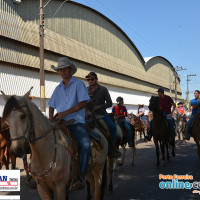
[145,128,152,142]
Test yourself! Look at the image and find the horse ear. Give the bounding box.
[23,87,33,100]
[0,91,9,102]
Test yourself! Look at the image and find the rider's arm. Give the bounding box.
[100,87,112,109]
[192,100,200,109]
[57,100,87,119]
[49,106,54,121]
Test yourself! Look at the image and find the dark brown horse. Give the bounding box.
[108,113,135,168]
[148,96,170,167]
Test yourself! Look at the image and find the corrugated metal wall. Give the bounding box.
[0,0,182,98]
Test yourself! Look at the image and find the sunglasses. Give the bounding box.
[87,78,95,82]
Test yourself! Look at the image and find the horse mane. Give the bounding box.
[1,96,24,128]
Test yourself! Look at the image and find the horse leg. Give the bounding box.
[9,151,16,169]
[130,146,135,165]
[5,148,9,169]
[160,141,165,167]
[86,171,95,196]
[108,156,113,192]
[101,160,107,200]
[171,139,176,157]
[37,184,54,200]
[86,180,92,200]
[198,145,200,164]
[119,146,126,166]
[154,140,160,167]
[93,163,105,200]
[0,147,4,169]
[166,142,170,161]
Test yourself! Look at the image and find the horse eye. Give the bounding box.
[21,114,26,120]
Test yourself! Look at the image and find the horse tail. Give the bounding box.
[100,159,107,199]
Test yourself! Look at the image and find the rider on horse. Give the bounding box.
[177,101,187,123]
[48,57,91,190]
[184,90,200,140]
[112,97,134,147]
[145,88,176,141]
[86,72,121,158]
[136,104,147,130]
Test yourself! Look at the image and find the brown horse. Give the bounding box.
[1,89,108,200]
[148,96,170,167]
[0,117,36,188]
[191,112,200,161]
[128,114,145,140]
[0,118,13,169]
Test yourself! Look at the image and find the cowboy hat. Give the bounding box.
[177,101,183,105]
[51,57,77,75]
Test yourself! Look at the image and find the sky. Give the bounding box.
[72,0,200,100]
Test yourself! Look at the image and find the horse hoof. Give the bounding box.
[161,161,165,167]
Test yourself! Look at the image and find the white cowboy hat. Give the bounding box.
[51,57,77,75]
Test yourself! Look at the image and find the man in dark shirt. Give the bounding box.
[86,72,120,157]
[145,88,176,141]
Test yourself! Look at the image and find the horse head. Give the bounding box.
[1,88,33,158]
[148,96,159,112]
[85,101,96,129]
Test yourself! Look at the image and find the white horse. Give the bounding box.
[1,89,108,200]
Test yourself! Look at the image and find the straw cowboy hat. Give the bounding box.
[51,57,77,75]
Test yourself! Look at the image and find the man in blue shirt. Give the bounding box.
[184,90,200,140]
[48,57,91,190]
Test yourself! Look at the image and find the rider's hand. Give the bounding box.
[169,113,173,117]
[57,111,66,119]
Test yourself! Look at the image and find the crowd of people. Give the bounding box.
[48,56,200,189]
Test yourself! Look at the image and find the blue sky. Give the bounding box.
[73,0,200,100]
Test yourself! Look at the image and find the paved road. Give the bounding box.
[1,138,200,200]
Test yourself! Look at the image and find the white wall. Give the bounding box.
[0,65,150,116]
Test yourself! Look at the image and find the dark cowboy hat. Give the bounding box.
[156,88,164,93]
[178,101,183,105]
[51,57,77,75]
[116,96,123,103]
[85,72,98,79]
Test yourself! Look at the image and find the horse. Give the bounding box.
[1,89,108,200]
[0,118,13,169]
[173,112,186,144]
[128,113,145,140]
[85,102,116,193]
[148,96,171,167]
[108,113,135,168]
[190,111,200,162]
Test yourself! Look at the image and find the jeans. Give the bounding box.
[68,123,91,179]
[104,114,117,153]
[118,118,133,145]
[182,115,187,123]
[141,115,147,128]
[186,114,196,136]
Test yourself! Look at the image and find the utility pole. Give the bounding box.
[40,0,45,112]
[186,74,196,109]
[174,66,186,104]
